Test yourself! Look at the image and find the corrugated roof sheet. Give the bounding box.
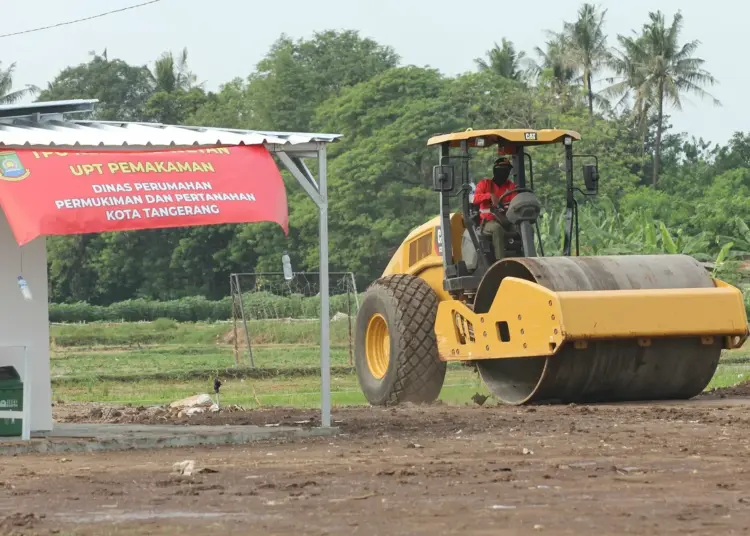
[0,119,341,149]
[0,99,97,119]
[0,100,340,149]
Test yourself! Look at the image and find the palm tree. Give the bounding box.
[606,37,650,119]
[526,32,580,106]
[562,3,610,117]
[607,10,719,187]
[0,62,38,104]
[475,39,527,81]
[604,36,654,161]
[151,47,199,93]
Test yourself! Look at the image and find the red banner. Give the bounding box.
[0,146,289,245]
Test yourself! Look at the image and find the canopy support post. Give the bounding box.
[317,144,331,428]
[275,145,332,429]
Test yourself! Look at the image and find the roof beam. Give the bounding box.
[277,151,322,206]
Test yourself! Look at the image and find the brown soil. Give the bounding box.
[2,399,750,535]
[699,380,750,399]
[219,320,325,346]
[220,326,244,346]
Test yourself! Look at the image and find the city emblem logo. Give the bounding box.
[0,151,30,181]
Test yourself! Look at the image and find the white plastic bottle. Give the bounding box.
[17,276,32,301]
[282,252,293,281]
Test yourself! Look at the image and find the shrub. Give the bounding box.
[49,293,362,323]
[152,318,178,331]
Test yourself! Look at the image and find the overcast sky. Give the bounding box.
[5,0,741,145]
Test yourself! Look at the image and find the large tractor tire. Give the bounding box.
[354,274,446,406]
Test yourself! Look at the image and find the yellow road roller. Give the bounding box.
[354,128,750,406]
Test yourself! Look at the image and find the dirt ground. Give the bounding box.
[5,387,750,535]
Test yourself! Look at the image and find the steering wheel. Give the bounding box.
[495,187,534,209]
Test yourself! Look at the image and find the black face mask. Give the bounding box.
[493,166,511,185]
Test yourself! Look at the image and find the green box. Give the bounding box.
[0,366,23,437]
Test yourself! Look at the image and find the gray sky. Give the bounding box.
[6,0,740,146]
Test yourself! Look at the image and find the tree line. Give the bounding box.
[2,4,747,306]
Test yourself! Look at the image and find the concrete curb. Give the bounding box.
[0,424,338,455]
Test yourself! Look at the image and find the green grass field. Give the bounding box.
[49,320,750,408]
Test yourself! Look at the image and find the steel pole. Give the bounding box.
[318,145,331,428]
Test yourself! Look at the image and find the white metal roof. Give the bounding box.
[0,100,341,150]
[0,99,97,119]
[0,119,342,149]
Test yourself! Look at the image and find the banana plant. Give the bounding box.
[712,241,734,278]
[536,203,738,262]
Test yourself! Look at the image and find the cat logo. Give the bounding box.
[524,132,538,141]
[0,152,30,181]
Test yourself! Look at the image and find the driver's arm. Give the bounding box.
[472,180,493,204]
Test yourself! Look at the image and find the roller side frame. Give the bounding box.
[436,277,748,363]
[435,254,749,406]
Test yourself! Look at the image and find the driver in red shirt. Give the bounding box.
[472,157,518,260]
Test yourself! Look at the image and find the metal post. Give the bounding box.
[438,143,454,272]
[347,272,359,366]
[346,285,353,366]
[513,147,537,257]
[230,276,241,366]
[234,274,254,368]
[318,144,331,428]
[349,272,360,310]
[22,346,30,441]
[563,144,575,257]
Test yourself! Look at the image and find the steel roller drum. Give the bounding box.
[473,255,724,405]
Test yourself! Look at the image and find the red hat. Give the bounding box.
[493,157,512,168]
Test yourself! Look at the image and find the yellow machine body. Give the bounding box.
[436,277,747,361]
[384,212,748,362]
[382,212,465,302]
[380,211,749,405]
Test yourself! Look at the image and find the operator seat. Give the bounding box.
[463,203,524,271]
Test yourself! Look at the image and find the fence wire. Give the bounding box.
[229,272,359,368]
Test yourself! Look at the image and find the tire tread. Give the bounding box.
[365,274,445,405]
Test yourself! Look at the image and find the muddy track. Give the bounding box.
[699,379,750,399]
[1,397,749,535]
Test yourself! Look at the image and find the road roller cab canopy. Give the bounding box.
[426,128,582,148]
[429,127,599,295]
